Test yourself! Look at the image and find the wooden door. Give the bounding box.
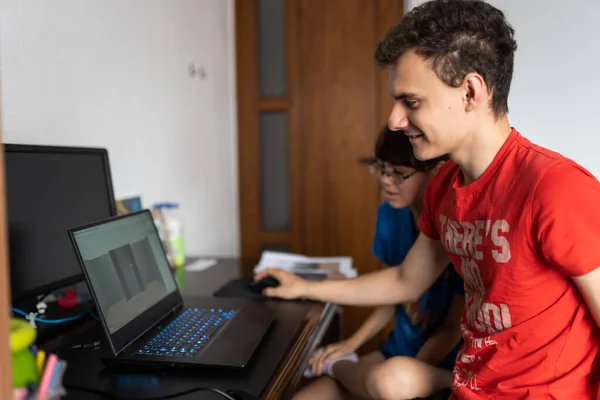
[0,78,13,398]
[236,0,403,353]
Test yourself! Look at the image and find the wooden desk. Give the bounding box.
[40,258,337,400]
[181,258,338,399]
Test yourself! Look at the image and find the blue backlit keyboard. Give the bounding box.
[137,307,237,358]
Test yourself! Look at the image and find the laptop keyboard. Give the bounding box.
[137,307,237,358]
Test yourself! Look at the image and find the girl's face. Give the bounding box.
[370,160,429,209]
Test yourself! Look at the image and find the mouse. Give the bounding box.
[248,275,280,294]
[226,389,259,400]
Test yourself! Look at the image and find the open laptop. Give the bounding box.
[68,210,274,369]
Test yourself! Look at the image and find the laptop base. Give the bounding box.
[103,296,274,369]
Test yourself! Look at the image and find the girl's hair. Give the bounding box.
[374,126,449,171]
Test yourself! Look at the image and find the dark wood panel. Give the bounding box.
[237,0,302,274]
[296,0,380,259]
[260,231,293,243]
[287,0,303,256]
[258,97,290,111]
[236,0,404,353]
[295,0,382,348]
[236,0,262,268]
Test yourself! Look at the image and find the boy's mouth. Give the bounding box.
[406,132,425,142]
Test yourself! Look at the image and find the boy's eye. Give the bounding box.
[404,99,418,109]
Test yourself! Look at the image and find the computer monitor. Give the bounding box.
[5,144,117,301]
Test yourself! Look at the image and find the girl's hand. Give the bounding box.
[309,340,358,376]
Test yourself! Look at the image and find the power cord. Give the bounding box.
[11,307,89,325]
[64,385,239,400]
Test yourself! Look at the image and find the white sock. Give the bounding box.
[303,353,359,378]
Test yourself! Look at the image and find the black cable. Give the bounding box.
[64,385,238,400]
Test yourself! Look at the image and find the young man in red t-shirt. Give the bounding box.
[257,0,600,398]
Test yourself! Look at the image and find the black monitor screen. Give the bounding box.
[5,144,116,301]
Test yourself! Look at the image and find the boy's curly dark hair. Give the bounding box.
[375,0,517,117]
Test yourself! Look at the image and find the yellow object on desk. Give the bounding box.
[9,318,39,387]
[36,350,46,375]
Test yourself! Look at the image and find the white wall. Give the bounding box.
[405,0,600,176]
[0,0,240,257]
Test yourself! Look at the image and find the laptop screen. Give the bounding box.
[72,211,178,339]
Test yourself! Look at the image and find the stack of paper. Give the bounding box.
[254,251,356,279]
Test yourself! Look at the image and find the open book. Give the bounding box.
[254,251,356,280]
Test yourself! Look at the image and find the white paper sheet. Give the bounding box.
[254,251,356,278]
[184,259,217,272]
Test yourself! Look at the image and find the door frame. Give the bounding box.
[0,71,14,399]
[235,0,303,275]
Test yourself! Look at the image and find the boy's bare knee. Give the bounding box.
[293,376,344,400]
[364,357,422,400]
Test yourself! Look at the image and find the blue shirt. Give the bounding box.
[372,202,464,370]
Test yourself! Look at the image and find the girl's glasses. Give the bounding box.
[368,161,417,184]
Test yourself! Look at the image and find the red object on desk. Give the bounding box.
[57,289,80,308]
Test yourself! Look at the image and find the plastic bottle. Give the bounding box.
[153,202,185,268]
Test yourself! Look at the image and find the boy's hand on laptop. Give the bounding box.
[254,268,309,299]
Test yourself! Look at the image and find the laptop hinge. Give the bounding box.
[116,304,182,356]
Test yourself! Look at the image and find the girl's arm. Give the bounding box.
[310,305,396,375]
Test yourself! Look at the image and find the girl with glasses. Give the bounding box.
[293,127,464,400]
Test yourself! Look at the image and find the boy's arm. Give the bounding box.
[415,293,464,365]
[256,233,449,306]
[573,268,600,326]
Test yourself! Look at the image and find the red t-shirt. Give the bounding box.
[419,129,600,399]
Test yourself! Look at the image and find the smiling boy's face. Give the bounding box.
[387,49,480,163]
